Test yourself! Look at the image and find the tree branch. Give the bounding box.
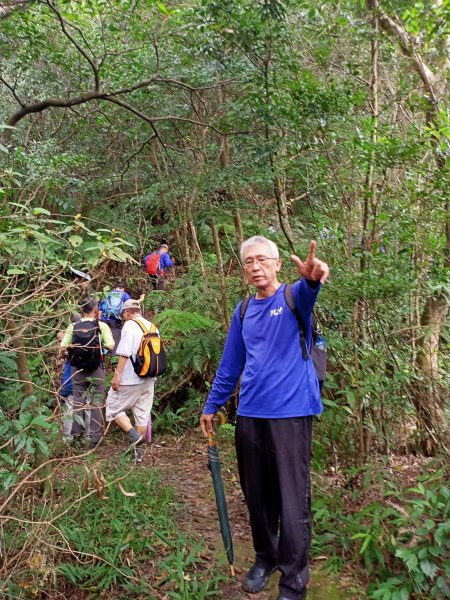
[0,75,25,106]
[2,79,254,146]
[120,134,157,181]
[366,1,439,106]
[47,0,100,91]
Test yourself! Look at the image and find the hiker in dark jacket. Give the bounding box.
[60,297,114,448]
[200,236,329,600]
[143,244,174,290]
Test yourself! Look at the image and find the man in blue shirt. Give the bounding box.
[143,244,174,291]
[200,236,329,600]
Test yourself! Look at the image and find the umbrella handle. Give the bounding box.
[208,432,215,446]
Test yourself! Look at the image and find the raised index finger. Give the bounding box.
[307,240,317,263]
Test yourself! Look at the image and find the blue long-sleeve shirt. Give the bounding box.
[203,279,323,418]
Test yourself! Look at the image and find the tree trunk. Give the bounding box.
[1,307,33,397]
[413,294,449,453]
[261,28,294,252]
[361,0,379,268]
[209,217,230,329]
[189,219,206,278]
[233,207,244,255]
[367,0,450,448]
[273,175,294,251]
[0,305,53,495]
[352,300,367,459]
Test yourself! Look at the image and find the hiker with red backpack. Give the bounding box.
[143,244,174,290]
[98,283,145,348]
[60,297,115,449]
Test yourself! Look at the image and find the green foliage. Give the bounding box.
[312,464,450,599]
[0,395,58,493]
[157,309,220,341]
[1,0,449,596]
[153,390,206,434]
[161,543,224,599]
[2,465,223,598]
[54,469,173,592]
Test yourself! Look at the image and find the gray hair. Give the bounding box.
[240,236,279,262]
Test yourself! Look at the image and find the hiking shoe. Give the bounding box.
[242,564,277,593]
[135,447,143,463]
[69,436,84,449]
[125,434,144,455]
[277,589,307,600]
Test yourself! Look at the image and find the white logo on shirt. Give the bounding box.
[270,306,283,317]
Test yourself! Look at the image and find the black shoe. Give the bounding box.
[277,589,307,600]
[69,436,84,449]
[242,564,276,593]
[125,434,144,455]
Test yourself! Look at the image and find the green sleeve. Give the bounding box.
[99,321,115,348]
[60,324,74,347]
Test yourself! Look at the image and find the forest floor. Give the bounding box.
[58,426,441,600]
[125,430,365,600]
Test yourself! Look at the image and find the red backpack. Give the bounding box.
[145,252,161,275]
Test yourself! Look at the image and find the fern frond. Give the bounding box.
[155,309,220,340]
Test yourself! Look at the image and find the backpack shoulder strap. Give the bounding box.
[283,283,309,360]
[97,319,104,355]
[239,295,254,327]
[132,318,149,335]
[311,312,319,342]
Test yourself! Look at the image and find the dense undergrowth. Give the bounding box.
[2,455,225,600]
[312,460,450,600]
[0,389,449,599]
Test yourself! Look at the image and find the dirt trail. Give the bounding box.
[143,432,362,600]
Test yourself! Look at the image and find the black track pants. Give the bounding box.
[235,416,312,599]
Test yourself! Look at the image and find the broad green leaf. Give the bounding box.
[420,560,438,578]
[68,235,83,247]
[7,268,26,275]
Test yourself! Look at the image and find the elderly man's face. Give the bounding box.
[121,309,133,321]
[242,243,281,290]
[123,308,142,322]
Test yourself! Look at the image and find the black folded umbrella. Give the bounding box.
[207,434,235,576]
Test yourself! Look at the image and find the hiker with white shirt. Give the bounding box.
[105,299,156,461]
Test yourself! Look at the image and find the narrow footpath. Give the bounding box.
[144,431,363,600]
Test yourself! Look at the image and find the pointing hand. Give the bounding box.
[291,240,329,283]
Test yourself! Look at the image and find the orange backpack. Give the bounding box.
[130,320,166,378]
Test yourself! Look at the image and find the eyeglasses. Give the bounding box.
[243,256,277,269]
